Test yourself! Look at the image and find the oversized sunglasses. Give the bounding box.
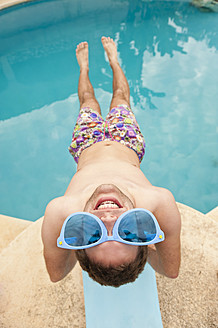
[57,208,165,250]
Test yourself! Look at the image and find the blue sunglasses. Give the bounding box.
[57,208,165,250]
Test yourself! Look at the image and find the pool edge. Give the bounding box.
[0,203,217,327]
[0,0,32,11]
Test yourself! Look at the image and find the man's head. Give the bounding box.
[75,184,148,287]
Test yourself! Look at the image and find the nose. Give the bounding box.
[100,214,118,236]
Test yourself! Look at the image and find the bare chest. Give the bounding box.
[65,161,155,211]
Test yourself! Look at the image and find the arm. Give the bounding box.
[41,197,77,282]
[147,189,181,278]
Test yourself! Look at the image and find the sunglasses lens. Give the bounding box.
[64,214,102,247]
[118,210,157,243]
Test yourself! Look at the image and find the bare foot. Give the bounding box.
[76,41,89,70]
[101,36,118,65]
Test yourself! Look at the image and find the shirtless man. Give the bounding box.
[41,37,181,287]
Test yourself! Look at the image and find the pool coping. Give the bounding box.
[1,0,215,11]
[0,0,32,10]
[0,202,217,328]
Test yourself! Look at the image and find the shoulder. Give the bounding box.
[41,197,67,243]
[43,197,69,228]
[134,185,176,212]
[153,187,181,236]
[152,188,181,278]
[44,197,66,218]
[42,195,83,235]
[155,187,178,209]
[44,194,82,220]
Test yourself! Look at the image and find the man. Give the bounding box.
[41,37,181,287]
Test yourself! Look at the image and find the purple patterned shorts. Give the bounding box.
[69,104,146,164]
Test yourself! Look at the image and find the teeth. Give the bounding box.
[98,204,119,209]
[97,201,119,209]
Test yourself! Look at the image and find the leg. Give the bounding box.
[76,42,101,115]
[101,37,130,110]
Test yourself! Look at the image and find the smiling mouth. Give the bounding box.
[94,198,123,210]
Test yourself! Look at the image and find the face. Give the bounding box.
[83,184,139,266]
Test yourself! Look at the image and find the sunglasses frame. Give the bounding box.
[57,208,165,250]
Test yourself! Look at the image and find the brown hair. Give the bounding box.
[75,246,148,287]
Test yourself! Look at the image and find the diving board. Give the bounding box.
[83,263,163,328]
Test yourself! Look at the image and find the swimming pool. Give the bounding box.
[0,0,217,221]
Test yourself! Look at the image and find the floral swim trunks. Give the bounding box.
[69,104,146,164]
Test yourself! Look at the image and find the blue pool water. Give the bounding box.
[0,0,217,221]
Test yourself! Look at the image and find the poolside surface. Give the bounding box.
[0,203,217,328]
[0,0,30,10]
